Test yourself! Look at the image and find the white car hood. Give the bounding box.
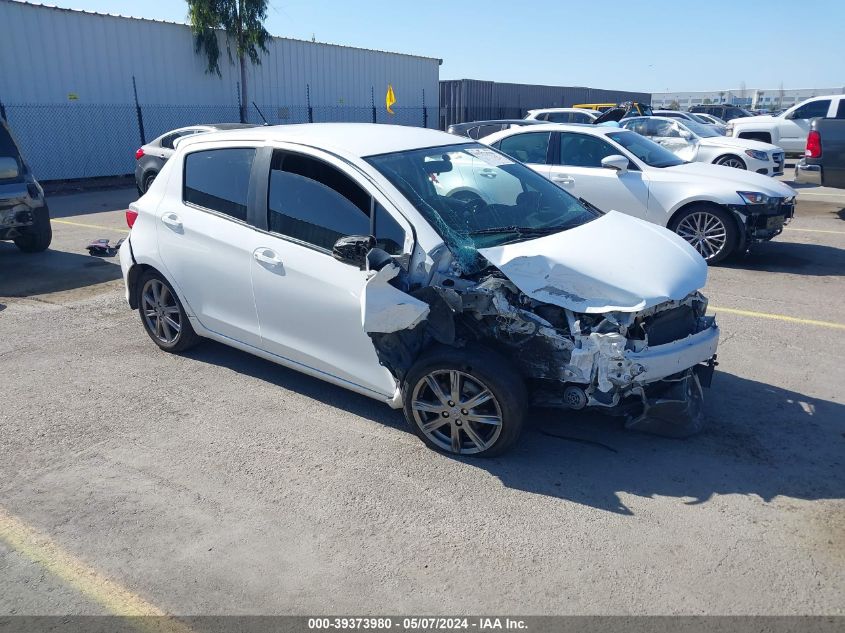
[664,162,796,197]
[478,211,707,314]
[701,135,779,153]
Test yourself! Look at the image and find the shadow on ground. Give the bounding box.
[0,242,121,297]
[724,239,845,276]
[185,339,845,516]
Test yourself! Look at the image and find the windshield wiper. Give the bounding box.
[467,225,570,237]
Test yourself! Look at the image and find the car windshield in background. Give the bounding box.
[606,130,686,168]
[366,143,599,253]
[683,121,720,138]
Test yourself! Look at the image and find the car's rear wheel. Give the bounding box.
[14,205,52,253]
[670,204,738,264]
[402,346,526,457]
[137,271,199,352]
[715,155,746,170]
[142,171,157,193]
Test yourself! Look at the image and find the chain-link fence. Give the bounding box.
[1,102,433,181]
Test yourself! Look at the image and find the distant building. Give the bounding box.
[652,87,845,111]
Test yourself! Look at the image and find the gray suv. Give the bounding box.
[134,123,255,194]
[0,119,51,253]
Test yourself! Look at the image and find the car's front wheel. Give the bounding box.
[402,346,526,457]
[137,270,200,352]
[670,204,738,264]
[715,155,746,170]
[14,205,52,253]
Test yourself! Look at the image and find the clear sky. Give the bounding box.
[39,0,844,93]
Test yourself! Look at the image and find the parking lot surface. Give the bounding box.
[1,178,843,616]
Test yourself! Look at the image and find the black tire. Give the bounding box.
[136,270,200,353]
[670,204,739,264]
[715,155,746,170]
[14,205,52,253]
[141,171,157,194]
[402,345,526,457]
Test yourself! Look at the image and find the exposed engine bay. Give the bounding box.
[363,250,719,438]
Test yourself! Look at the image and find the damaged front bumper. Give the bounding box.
[729,197,796,246]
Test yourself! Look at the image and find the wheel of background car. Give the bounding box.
[142,171,158,193]
[715,155,746,170]
[137,270,200,353]
[402,345,526,457]
[13,205,52,253]
[670,204,738,264]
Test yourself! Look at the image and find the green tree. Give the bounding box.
[187,0,270,123]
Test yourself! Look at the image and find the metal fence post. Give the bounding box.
[306,84,313,123]
[422,89,427,128]
[371,87,377,124]
[132,75,146,144]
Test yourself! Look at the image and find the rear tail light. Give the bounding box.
[805,130,822,158]
[125,209,138,228]
[135,147,145,160]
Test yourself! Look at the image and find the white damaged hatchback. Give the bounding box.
[120,123,719,456]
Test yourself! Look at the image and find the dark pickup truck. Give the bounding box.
[794,118,845,189]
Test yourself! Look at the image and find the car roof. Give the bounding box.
[480,122,627,144]
[178,123,467,157]
[449,119,545,128]
[528,107,596,113]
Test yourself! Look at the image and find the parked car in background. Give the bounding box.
[446,119,546,139]
[120,123,721,453]
[574,102,653,116]
[693,112,729,127]
[726,95,845,155]
[690,104,754,122]
[134,123,256,194]
[654,110,726,135]
[0,118,51,253]
[621,117,784,175]
[525,108,598,124]
[794,118,845,189]
[481,123,795,263]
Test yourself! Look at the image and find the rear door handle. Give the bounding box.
[161,212,182,230]
[253,248,282,267]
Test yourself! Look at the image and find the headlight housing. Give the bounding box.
[737,191,770,205]
[745,149,769,161]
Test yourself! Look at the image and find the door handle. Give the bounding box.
[161,212,182,230]
[552,175,575,185]
[253,248,282,267]
[479,169,497,179]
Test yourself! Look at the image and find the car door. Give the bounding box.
[778,99,832,153]
[248,147,410,398]
[156,142,262,346]
[545,131,650,219]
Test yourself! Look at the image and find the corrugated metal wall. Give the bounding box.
[0,0,440,179]
[440,79,651,129]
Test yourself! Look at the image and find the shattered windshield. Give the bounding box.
[366,143,598,267]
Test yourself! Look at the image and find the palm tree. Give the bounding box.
[187,0,270,123]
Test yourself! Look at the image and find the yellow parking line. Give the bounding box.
[52,218,129,233]
[0,506,192,632]
[708,306,845,330]
[785,227,845,235]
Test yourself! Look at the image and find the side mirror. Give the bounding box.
[0,156,20,180]
[332,235,376,270]
[601,154,629,174]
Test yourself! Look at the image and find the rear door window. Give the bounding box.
[183,148,256,221]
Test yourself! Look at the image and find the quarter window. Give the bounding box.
[496,131,551,164]
[184,148,255,221]
[557,132,618,167]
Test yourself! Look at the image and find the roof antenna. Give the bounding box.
[252,102,269,126]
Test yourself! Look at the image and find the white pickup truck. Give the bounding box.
[727,95,845,155]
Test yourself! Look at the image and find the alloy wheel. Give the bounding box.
[718,157,745,169]
[410,370,503,455]
[676,211,728,261]
[141,278,182,345]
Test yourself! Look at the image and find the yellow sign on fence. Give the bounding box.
[385,85,396,114]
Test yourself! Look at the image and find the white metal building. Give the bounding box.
[0,0,441,179]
